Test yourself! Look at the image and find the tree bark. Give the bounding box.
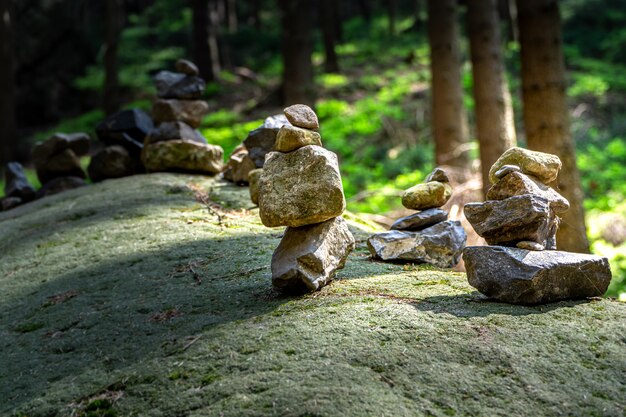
[192,0,221,82]
[279,0,315,106]
[516,0,589,253]
[103,0,124,116]
[427,0,471,171]
[208,0,223,76]
[468,0,517,197]
[320,0,339,73]
[225,0,237,32]
[0,0,16,169]
[498,0,518,42]
[388,0,397,35]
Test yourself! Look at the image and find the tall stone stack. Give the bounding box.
[367,168,467,268]
[259,104,355,293]
[142,59,223,174]
[463,147,612,305]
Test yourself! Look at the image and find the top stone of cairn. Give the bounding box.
[488,147,562,185]
[175,59,199,76]
[284,104,319,130]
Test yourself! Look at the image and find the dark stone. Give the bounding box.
[99,132,144,159]
[367,220,467,268]
[4,162,36,201]
[463,246,612,305]
[390,208,448,231]
[272,217,355,293]
[96,109,154,147]
[243,114,291,168]
[486,171,569,213]
[154,70,206,100]
[425,167,449,183]
[88,146,135,182]
[175,59,199,76]
[36,176,86,198]
[145,121,207,145]
[151,99,208,128]
[464,195,558,249]
[1,196,23,211]
[32,143,86,185]
[64,133,91,156]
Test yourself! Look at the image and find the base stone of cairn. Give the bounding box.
[32,133,90,184]
[259,104,354,293]
[88,145,134,182]
[367,168,467,268]
[463,147,612,304]
[142,59,223,174]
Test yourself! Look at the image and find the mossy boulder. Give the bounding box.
[1,173,624,417]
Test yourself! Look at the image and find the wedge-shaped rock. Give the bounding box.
[88,146,135,182]
[152,99,209,128]
[464,195,558,249]
[367,220,466,268]
[154,70,206,99]
[486,171,570,213]
[248,168,263,205]
[223,148,256,184]
[283,104,319,130]
[463,246,612,305]
[142,140,223,174]
[96,109,153,146]
[402,181,452,210]
[243,114,291,168]
[259,145,346,227]
[272,217,355,293]
[274,125,322,152]
[145,121,206,145]
[4,162,36,201]
[425,167,449,183]
[489,147,561,184]
[390,208,448,231]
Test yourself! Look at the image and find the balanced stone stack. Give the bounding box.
[463,147,612,305]
[89,108,153,181]
[32,132,90,196]
[367,168,467,268]
[223,114,291,185]
[142,59,223,174]
[1,162,36,211]
[259,104,355,293]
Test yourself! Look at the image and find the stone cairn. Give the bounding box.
[463,147,612,305]
[367,168,467,268]
[141,59,223,174]
[258,104,355,293]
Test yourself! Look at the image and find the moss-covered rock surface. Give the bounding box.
[1,173,624,417]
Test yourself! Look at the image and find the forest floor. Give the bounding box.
[1,173,625,417]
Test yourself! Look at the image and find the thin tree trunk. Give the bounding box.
[427,0,471,171]
[468,0,517,197]
[334,1,343,43]
[0,0,16,169]
[388,0,397,35]
[225,0,237,32]
[208,0,222,79]
[103,0,123,116]
[321,0,339,73]
[250,0,261,31]
[516,0,589,253]
[192,0,213,81]
[279,0,315,106]
[498,0,518,42]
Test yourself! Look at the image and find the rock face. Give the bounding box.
[402,181,452,210]
[464,195,558,249]
[259,145,345,228]
[142,140,223,174]
[274,125,322,153]
[145,121,206,145]
[488,147,562,184]
[88,146,134,182]
[152,99,209,128]
[283,104,319,130]
[463,246,612,305]
[367,221,466,268]
[272,217,355,293]
[248,168,263,205]
[243,115,291,168]
[390,208,448,231]
[4,162,36,202]
[486,171,569,213]
[32,134,89,184]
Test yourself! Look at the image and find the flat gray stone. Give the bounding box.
[145,121,207,145]
[272,216,355,293]
[154,70,206,99]
[390,208,448,231]
[367,220,467,268]
[243,115,291,168]
[487,171,569,213]
[463,246,612,305]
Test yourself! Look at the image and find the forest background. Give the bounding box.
[0,0,625,297]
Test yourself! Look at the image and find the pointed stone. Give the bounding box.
[425,167,449,183]
[4,162,36,201]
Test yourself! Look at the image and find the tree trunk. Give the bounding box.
[225,0,237,32]
[498,0,518,42]
[192,0,220,82]
[208,0,223,77]
[516,0,589,253]
[427,0,471,171]
[103,0,123,116]
[250,0,261,31]
[279,0,315,106]
[468,0,517,197]
[388,0,397,35]
[321,0,339,73]
[0,0,16,169]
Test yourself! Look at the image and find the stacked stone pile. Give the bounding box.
[367,168,467,268]
[463,147,612,305]
[223,114,291,185]
[89,108,153,181]
[258,104,355,293]
[142,59,223,174]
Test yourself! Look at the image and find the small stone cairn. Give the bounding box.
[463,147,612,305]
[367,168,467,268]
[259,104,355,293]
[141,59,223,174]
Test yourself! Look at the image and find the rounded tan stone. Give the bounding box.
[401,181,452,210]
[283,104,319,130]
[489,147,562,184]
[274,125,322,153]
